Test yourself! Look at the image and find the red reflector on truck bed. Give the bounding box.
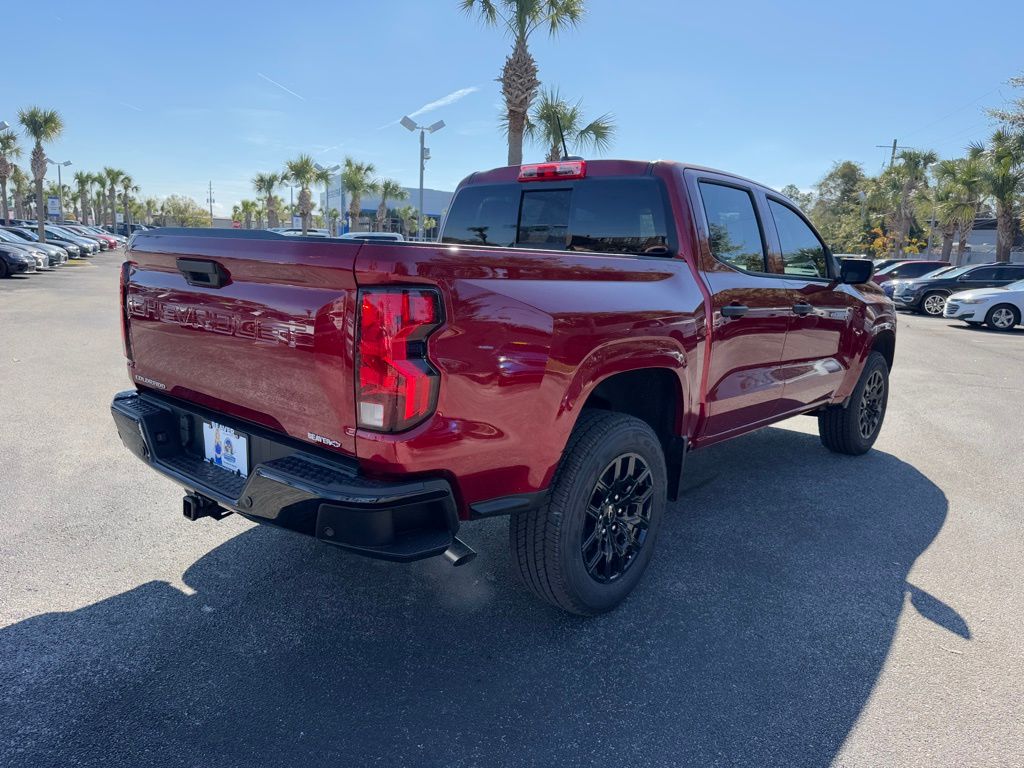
[357,289,443,432]
[518,160,586,181]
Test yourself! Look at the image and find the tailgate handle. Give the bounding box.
[177,258,228,288]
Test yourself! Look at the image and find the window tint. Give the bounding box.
[441,185,518,247]
[996,266,1024,280]
[964,267,999,280]
[568,178,670,254]
[518,189,571,247]
[441,178,672,255]
[768,199,828,278]
[698,182,766,272]
[893,262,946,278]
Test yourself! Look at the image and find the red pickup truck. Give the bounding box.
[111,159,895,615]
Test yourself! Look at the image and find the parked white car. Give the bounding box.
[944,278,1024,331]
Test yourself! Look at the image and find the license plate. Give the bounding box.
[202,421,249,478]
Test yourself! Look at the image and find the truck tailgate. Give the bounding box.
[124,231,362,455]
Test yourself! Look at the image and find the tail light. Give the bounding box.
[518,160,586,181]
[357,288,443,432]
[120,261,134,362]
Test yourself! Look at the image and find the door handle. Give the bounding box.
[792,303,814,316]
[720,304,749,318]
[177,258,228,288]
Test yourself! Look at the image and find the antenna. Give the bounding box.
[555,114,570,161]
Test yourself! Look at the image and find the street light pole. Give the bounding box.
[400,115,445,240]
[207,181,215,225]
[46,159,73,221]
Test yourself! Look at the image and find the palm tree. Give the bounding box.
[17,107,65,241]
[93,184,106,230]
[283,154,318,234]
[10,166,29,219]
[969,131,1024,263]
[888,149,937,256]
[460,0,585,166]
[102,167,125,229]
[375,179,408,231]
[120,174,138,228]
[932,158,984,265]
[239,199,258,229]
[341,157,379,233]
[526,87,614,162]
[396,205,419,238]
[0,129,22,224]
[142,197,158,225]
[73,171,93,225]
[252,171,282,228]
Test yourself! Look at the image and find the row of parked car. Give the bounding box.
[0,220,126,278]
[871,257,1024,331]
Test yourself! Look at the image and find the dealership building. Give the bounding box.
[319,182,453,236]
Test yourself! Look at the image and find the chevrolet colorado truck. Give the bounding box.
[111,159,895,615]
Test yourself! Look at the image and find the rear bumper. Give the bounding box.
[111,390,460,562]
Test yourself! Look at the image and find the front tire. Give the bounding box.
[985,304,1020,331]
[921,291,948,317]
[818,351,889,455]
[509,411,667,616]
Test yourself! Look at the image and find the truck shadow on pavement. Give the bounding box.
[1,426,961,768]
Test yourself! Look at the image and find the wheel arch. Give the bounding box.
[578,367,688,501]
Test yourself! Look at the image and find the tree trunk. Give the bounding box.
[956,221,974,266]
[298,187,312,234]
[376,200,387,231]
[109,189,117,228]
[31,143,48,241]
[349,197,361,232]
[500,39,540,167]
[267,195,279,228]
[546,143,561,163]
[996,203,1013,262]
[940,223,955,260]
[0,178,8,224]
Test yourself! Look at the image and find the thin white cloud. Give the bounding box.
[119,101,144,112]
[379,86,479,128]
[256,72,305,101]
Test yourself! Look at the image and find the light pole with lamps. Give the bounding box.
[314,162,340,234]
[400,116,445,240]
[46,159,72,221]
[0,120,9,130]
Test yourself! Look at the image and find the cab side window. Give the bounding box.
[698,182,767,273]
[963,267,999,281]
[767,200,829,279]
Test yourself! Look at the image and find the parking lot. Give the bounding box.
[1,255,1022,767]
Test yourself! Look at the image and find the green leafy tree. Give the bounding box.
[341,157,379,232]
[162,194,210,227]
[72,171,93,224]
[375,179,408,231]
[0,129,22,224]
[988,72,1024,131]
[17,107,65,240]
[806,161,870,253]
[253,171,282,228]
[780,184,813,211]
[460,0,586,166]
[526,86,614,161]
[969,131,1024,262]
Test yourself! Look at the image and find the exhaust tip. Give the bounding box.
[444,537,477,567]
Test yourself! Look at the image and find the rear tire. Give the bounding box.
[509,411,667,616]
[0,260,8,279]
[818,351,889,456]
[985,304,1020,332]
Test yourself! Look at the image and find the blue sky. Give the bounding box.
[5,0,1023,216]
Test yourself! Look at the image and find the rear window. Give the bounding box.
[441,177,673,256]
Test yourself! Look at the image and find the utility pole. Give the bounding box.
[876,139,914,168]
[206,181,214,224]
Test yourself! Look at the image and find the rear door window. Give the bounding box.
[441,177,672,256]
[996,266,1024,281]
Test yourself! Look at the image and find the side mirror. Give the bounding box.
[839,258,874,284]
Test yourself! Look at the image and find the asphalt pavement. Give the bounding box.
[1,256,1022,767]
